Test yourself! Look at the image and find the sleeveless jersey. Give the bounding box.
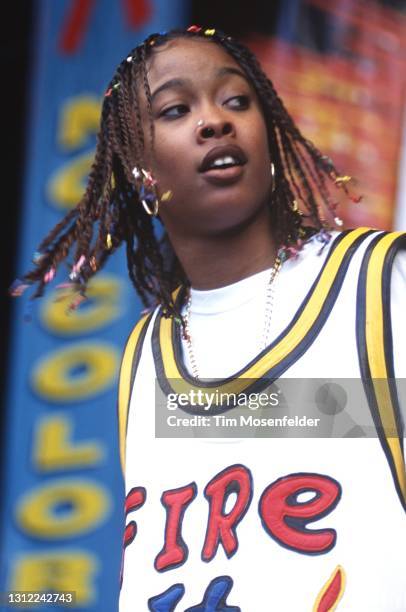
[118,228,406,611]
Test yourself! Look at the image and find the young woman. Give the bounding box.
[13,27,405,611]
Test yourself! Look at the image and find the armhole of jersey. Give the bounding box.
[356,231,406,512]
[117,311,154,478]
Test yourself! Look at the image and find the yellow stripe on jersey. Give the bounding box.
[117,313,151,477]
[363,232,406,509]
[157,227,372,401]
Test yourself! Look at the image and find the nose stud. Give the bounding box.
[197,119,204,127]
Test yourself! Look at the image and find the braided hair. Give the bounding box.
[16,27,348,320]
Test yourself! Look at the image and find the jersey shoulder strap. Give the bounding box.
[117,311,154,476]
[356,230,406,511]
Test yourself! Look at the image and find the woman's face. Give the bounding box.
[140,37,273,238]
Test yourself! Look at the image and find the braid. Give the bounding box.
[15,26,349,318]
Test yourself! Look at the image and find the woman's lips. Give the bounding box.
[200,164,245,185]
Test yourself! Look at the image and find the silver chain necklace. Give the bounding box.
[182,257,282,379]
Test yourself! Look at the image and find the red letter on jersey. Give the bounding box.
[154,483,197,572]
[124,486,147,548]
[259,473,341,554]
[121,486,146,587]
[202,464,252,561]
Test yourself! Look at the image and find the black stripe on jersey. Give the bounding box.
[356,231,406,512]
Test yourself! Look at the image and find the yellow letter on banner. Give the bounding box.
[46,95,100,210]
[58,96,100,151]
[47,151,94,211]
[40,275,123,336]
[31,342,119,402]
[10,551,98,606]
[34,416,104,471]
[16,479,110,538]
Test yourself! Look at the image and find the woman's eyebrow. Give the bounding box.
[151,78,187,102]
[151,67,249,103]
[216,66,249,83]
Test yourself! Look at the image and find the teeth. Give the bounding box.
[211,155,237,168]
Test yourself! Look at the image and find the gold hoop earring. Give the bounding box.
[133,167,160,217]
[271,162,276,193]
[141,197,160,216]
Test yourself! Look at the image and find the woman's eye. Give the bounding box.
[225,95,250,109]
[160,104,189,119]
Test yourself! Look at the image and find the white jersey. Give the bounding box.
[118,228,406,611]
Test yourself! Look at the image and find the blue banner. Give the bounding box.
[2,1,186,610]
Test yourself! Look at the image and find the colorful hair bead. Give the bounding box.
[32,251,44,265]
[161,190,173,202]
[89,256,97,272]
[106,234,112,249]
[291,199,301,213]
[69,255,86,281]
[320,155,334,169]
[334,175,352,187]
[54,283,77,303]
[44,267,56,284]
[317,229,332,242]
[277,247,288,263]
[187,25,202,33]
[76,255,86,270]
[350,195,363,204]
[9,279,31,297]
[142,169,157,187]
[316,229,332,254]
[286,246,300,259]
[204,29,216,36]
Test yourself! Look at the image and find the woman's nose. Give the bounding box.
[196,118,235,142]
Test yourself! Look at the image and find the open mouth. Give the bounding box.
[198,145,247,174]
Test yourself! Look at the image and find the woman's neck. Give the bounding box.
[168,208,278,290]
